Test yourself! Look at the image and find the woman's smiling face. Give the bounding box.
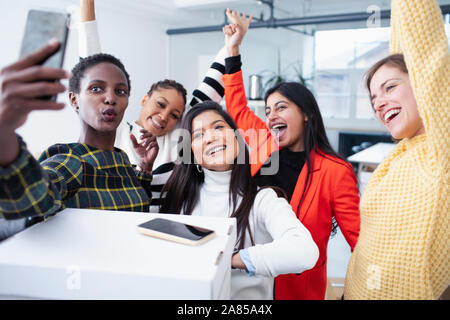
[265,91,307,152]
[369,64,424,140]
[138,88,185,136]
[191,110,239,172]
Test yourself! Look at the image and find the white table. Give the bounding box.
[0,209,236,300]
[347,142,396,193]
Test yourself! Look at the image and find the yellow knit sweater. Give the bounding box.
[344,0,450,299]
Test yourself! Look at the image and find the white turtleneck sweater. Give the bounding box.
[188,168,319,300]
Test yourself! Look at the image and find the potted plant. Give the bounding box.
[258,48,312,93]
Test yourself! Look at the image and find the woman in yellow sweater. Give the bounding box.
[344,0,449,299]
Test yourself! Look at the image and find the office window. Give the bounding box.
[314,16,450,126]
[446,14,450,44]
[315,72,350,119]
[314,27,390,123]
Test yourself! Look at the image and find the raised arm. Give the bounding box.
[188,46,228,108]
[80,0,95,22]
[79,0,101,57]
[222,10,279,175]
[390,0,449,171]
[188,9,253,108]
[222,9,268,134]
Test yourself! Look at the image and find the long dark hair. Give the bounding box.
[265,82,349,235]
[161,101,279,249]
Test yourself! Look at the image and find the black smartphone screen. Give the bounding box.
[138,218,214,241]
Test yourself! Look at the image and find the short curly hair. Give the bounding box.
[69,53,131,95]
[147,79,187,106]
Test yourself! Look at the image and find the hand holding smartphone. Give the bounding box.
[0,9,71,166]
[137,218,215,246]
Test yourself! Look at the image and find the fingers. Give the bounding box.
[2,97,65,116]
[130,130,158,149]
[4,81,66,99]
[140,130,157,143]
[23,99,66,111]
[4,66,70,84]
[226,8,252,26]
[145,140,159,152]
[222,24,235,36]
[0,40,68,133]
[141,135,158,152]
[226,8,232,21]
[2,40,61,73]
[226,8,240,23]
[247,14,253,25]
[129,133,139,148]
[223,24,239,34]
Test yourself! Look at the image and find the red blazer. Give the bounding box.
[224,71,360,300]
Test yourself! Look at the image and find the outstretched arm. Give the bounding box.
[79,0,101,57]
[389,0,450,299]
[222,11,268,137]
[0,141,83,220]
[188,46,228,108]
[80,0,95,22]
[222,10,277,175]
[188,9,253,109]
[223,8,253,57]
[246,189,319,277]
[0,40,69,167]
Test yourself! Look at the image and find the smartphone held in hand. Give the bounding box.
[19,9,70,100]
[137,218,215,246]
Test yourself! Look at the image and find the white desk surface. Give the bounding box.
[0,209,236,299]
[347,142,396,165]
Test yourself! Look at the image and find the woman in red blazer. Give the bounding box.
[221,11,360,300]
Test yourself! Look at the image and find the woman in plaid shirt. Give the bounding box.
[0,41,158,223]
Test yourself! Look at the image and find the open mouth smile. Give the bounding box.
[383,108,401,124]
[205,145,226,157]
[270,123,287,139]
[148,117,166,130]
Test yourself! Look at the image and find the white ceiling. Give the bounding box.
[55,0,450,29]
[107,0,450,16]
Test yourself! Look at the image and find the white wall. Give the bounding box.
[0,0,168,155]
[168,25,306,101]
